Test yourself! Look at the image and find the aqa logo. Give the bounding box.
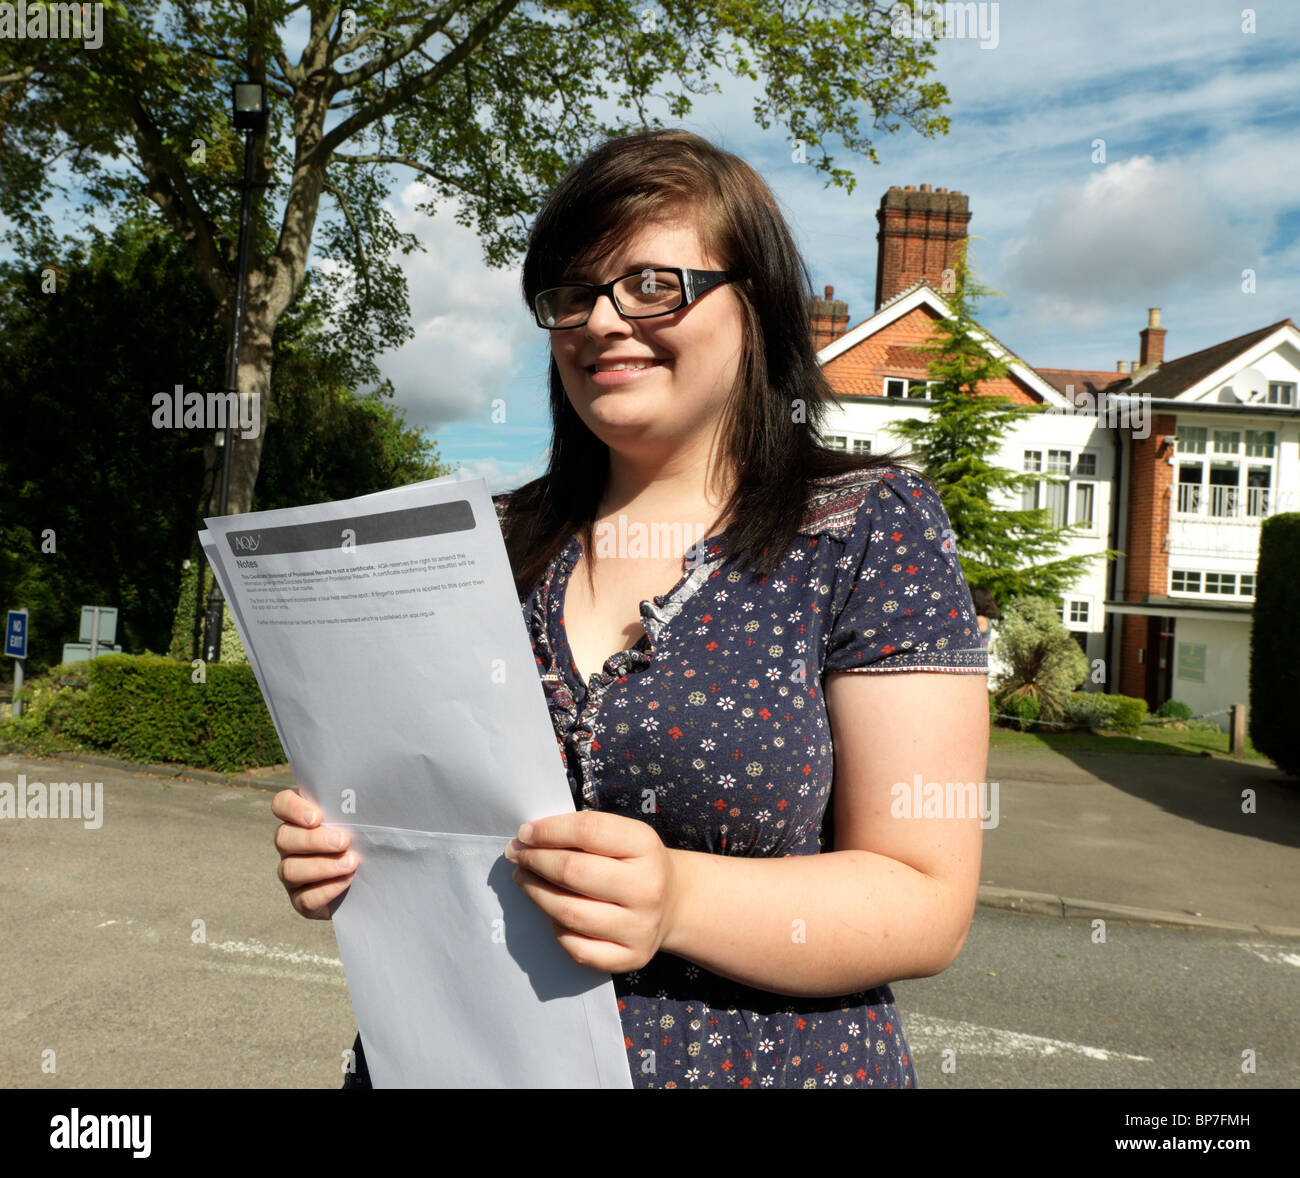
[232,534,261,553]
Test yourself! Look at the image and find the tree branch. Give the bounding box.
[315,0,521,163]
[321,178,371,303]
[335,0,474,90]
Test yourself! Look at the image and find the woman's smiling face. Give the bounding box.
[548,216,746,458]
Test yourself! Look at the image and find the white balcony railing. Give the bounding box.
[1176,484,1271,519]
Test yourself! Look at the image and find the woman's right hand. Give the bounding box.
[272,789,356,920]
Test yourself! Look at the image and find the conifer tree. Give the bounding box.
[890,244,1117,607]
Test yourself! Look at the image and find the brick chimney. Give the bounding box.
[808,284,848,352]
[1138,307,1166,369]
[874,184,971,310]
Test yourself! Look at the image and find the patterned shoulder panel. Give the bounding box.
[796,465,900,540]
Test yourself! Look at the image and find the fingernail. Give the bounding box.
[517,823,534,842]
[341,853,356,869]
[329,831,346,849]
[303,810,317,825]
[504,840,519,861]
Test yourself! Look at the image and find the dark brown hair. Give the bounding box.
[503,127,924,599]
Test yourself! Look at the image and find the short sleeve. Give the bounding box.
[822,468,988,675]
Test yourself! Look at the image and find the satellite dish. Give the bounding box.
[1230,367,1268,402]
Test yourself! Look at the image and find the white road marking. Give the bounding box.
[904,1014,1154,1062]
[206,937,344,970]
[1237,943,1300,968]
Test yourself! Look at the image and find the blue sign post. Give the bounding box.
[5,608,27,718]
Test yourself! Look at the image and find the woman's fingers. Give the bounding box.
[271,786,323,826]
[272,788,357,919]
[275,821,349,856]
[278,848,358,888]
[290,873,356,920]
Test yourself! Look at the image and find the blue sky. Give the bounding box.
[12,0,1300,493]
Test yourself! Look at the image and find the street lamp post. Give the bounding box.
[202,81,266,664]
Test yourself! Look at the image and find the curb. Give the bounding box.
[9,748,1300,939]
[975,885,1300,938]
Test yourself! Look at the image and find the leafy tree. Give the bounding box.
[889,243,1118,607]
[0,217,447,672]
[0,0,952,531]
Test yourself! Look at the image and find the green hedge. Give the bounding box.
[1250,512,1300,778]
[1107,693,1148,735]
[11,654,283,773]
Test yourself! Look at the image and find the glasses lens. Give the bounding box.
[614,270,682,316]
[536,286,592,329]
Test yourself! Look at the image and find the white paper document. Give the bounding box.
[200,476,631,1088]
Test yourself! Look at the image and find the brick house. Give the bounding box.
[810,184,1300,726]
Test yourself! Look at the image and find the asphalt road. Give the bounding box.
[1,752,1296,1088]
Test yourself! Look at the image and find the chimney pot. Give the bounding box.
[1148,307,1161,328]
[903,184,915,191]
[936,187,947,193]
[1117,361,1129,373]
[824,285,833,299]
[920,183,932,192]
[1139,308,1167,367]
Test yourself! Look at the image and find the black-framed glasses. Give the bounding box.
[533,267,745,330]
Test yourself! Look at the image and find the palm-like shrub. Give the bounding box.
[992,596,1089,721]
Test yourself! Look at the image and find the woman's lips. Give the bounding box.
[587,360,668,386]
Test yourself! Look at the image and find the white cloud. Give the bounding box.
[376,181,543,431]
[999,155,1254,327]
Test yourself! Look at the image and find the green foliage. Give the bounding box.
[889,242,1119,610]
[1107,694,1149,736]
[0,219,222,673]
[1154,699,1193,721]
[1000,693,1042,733]
[1062,691,1119,730]
[1249,512,1300,778]
[992,595,1089,720]
[12,654,282,773]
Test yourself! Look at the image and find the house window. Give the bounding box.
[884,378,906,398]
[824,434,847,450]
[1205,572,1237,594]
[1213,429,1240,454]
[1208,464,1239,517]
[1176,425,1207,454]
[1076,452,1097,476]
[1023,448,1093,529]
[1177,462,1202,513]
[1268,382,1296,405]
[1069,600,1089,623]
[907,379,935,399]
[1171,570,1201,592]
[850,438,871,455]
[1245,430,1275,458]
[1074,483,1094,528]
[1241,574,1256,596]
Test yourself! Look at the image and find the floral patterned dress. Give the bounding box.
[343,463,986,1089]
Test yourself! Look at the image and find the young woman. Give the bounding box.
[273,128,990,1089]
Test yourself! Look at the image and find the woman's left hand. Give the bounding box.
[506,811,682,973]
